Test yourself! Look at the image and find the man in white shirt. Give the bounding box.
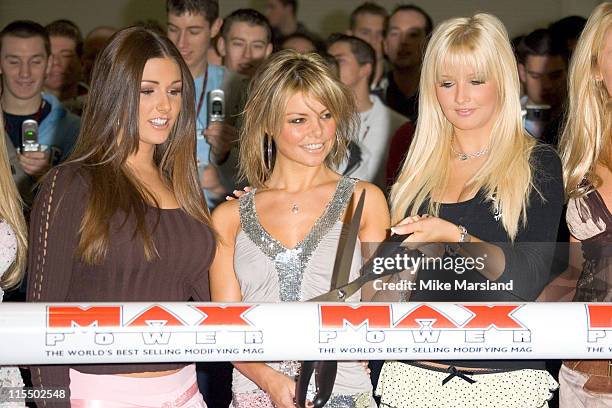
[327,33,407,190]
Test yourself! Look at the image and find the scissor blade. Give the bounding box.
[329,189,365,294]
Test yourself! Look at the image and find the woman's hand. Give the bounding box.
[263,370,298,408]
[390,215,506,281]
[225,186,252,201]
[391,214,461,244]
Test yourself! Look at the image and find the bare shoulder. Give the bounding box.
[352,181,390,239]
[211,198,241,240]
[353,181,388,209]
[351,181,390,226]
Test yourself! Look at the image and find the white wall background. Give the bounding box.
[0,0,604,39]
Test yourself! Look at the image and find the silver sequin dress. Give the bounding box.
[231,177,375,408]
[0,220,25,407]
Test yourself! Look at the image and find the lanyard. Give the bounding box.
[195,67,209,132]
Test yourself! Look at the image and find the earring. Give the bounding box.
[330,132,341,160]
[267,135,273,170]
[264,133,273,171]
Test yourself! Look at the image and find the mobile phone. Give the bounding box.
[21,119,40,152]
[208,89,225,124]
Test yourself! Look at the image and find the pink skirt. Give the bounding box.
[69,364,206,408]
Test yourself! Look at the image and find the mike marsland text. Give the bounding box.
[373,278,514,291]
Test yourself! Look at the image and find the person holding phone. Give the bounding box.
[166,0,248,209]
[1,20,80,203]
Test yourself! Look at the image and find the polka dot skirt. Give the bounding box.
[375,361,558,408]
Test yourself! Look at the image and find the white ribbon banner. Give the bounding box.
[1,302,611,365]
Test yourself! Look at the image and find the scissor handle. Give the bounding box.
[295,361,338,408]
[358,232,411,272]
[295,361,314,408]
[313,361,337,407]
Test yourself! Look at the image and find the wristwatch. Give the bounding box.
[457,225,470,243]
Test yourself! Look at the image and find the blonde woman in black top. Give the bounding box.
[379,13,564,408]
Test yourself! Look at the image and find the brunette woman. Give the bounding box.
[27,27,214,407]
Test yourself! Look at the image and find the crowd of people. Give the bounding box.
[0,0,610,407]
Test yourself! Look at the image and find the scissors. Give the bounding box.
[295,190,419,408]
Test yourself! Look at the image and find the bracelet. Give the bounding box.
[446,225,470,256]
[457,224,470,243]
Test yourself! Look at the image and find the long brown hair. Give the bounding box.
[65,26,211,265]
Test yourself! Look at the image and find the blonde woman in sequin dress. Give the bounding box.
[209,50,390,408]
[0,110,28,407]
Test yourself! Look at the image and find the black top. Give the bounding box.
[384,71,419,122]
[541,112,564,147]
[410,145,564,369]
[3,102,52,148]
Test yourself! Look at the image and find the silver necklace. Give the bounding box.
[450,139,489,161]
[291,203,299,214]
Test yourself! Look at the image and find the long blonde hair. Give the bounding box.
[0,114,27,289]
[559,2,612,198]
[390,13,535,241]
[239,50,358,188]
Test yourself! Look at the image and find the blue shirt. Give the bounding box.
[194,64,225,207]
[3,93,80,164]
[40,93,80,161]
[194,64,225,174]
